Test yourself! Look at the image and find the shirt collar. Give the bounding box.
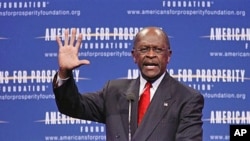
[139,72,166,91]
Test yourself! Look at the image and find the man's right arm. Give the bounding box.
[53,71,69,88]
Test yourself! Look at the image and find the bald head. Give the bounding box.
[133,27,170,49]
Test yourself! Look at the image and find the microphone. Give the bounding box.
[126,94,135,141]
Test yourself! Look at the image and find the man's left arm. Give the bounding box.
[176,93,204,141]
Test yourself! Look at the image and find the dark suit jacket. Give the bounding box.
[53,72,204,141]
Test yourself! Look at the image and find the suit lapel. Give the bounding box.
[133,73,175,140]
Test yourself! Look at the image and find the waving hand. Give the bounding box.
[56,28,90,78]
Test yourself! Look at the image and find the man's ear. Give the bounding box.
[167,50,172,63]
[131,50,137,63]
[167,56,171,63]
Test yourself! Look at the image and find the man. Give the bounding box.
[53,27,204,141]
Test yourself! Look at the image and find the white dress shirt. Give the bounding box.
[139,72,166,101]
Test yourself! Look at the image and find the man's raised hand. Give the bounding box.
[56,28,90,78]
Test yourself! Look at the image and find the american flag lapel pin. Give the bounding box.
[163,102,168,107]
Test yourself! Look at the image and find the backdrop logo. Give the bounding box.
[209,27,250,41]
[35,111,106,133]
[202,27,250,58]
[125,68,249,91]
[39,27,142,58]
[126,68,247,82]
[43,27,142,41]
[203,110,250,124]
[0,69,85,99]
[0,69,56,93]
[162,0,213,8]
[0,1,48,9]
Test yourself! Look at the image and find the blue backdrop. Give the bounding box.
[0,0,249,140]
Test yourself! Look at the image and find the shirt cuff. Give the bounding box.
[56,73,70,87]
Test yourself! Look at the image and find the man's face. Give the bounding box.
[132,28,171,81]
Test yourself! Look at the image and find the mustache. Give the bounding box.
[142,59,159,66]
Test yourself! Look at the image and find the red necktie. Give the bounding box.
[138,82,151,125]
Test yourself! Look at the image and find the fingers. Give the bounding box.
[64,28,81,47]
[70,28,76,46]
[75,33,82,51]
[64,29,69,46]
[79,59,90,65]
[56,35,62,48]
[57,28,82,49]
